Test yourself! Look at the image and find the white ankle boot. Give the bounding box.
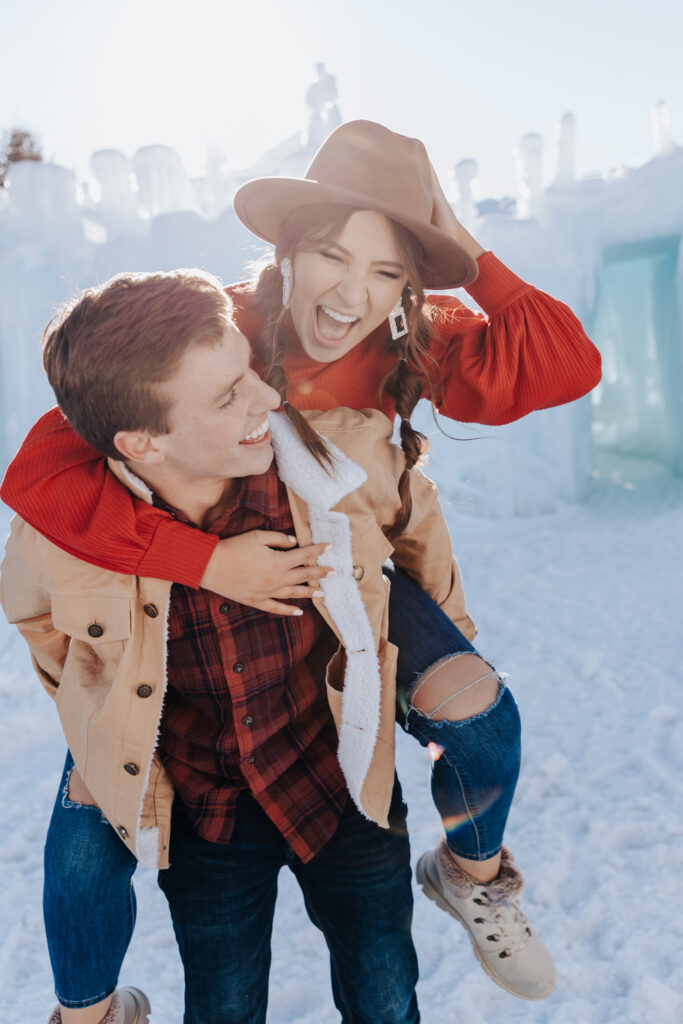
[416,841,555,1000]
[47,987,151,1024]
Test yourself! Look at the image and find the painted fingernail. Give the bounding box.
[325,570,337,578]
[313,590,324,598]
[293,608,304,616]
[287,536,297,543]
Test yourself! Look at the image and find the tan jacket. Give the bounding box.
[0,408,475,869]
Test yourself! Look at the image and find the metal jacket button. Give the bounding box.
[117,825,128,839]
[87,623,104,638]
[136,684,153,698]
[123,763,139,776]
[352,565,364,581]
[143,603,159,618]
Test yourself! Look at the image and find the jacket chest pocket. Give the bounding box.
[52,592,133,646]
[51,592,133,693]
[52,593,133,717]
[49,593,133,768]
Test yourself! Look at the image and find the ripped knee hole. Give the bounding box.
[410,653,502,721]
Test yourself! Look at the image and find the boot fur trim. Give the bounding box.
[47,992,123,1024]
[100,992,125,1024]
[436,839,524,901]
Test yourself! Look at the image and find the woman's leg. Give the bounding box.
[385,566,555,999]
[386,564,520,873]
[43,753,139,1023]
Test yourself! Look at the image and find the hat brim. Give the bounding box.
[233,177,478,290]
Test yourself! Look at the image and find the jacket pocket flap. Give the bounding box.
[51,592,132,643]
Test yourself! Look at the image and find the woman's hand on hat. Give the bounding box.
[200,531,335,616]
[429,164,485,260]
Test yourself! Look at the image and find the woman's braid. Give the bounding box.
[263,302,334,471]
[381,284,431,539]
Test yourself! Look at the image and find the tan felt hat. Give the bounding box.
[233,120,478,290]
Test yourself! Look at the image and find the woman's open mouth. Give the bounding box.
[314,305,360,346]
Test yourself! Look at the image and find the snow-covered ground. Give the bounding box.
[1,440,683,1024]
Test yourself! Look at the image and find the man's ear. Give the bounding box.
[113,429,165,464]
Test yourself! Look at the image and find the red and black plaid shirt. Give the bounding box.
[157,464,347,862]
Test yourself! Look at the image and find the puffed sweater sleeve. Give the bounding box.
[424,252,602,425]
[0,408,218,587]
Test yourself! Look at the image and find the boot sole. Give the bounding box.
[122,987,152,1024]
[415,853,555,1001]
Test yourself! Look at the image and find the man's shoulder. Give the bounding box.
[1,515,135,594]
[3,514,52,567]
[303,407,393,443]
[301,408,404,488]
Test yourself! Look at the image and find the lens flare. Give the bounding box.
[427,741,444,762]
[440,786,503,840]
[441,811,474,834]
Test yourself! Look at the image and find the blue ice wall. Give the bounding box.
[591,236,683,473]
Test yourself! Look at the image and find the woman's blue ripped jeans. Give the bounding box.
[43,751,138,1008]
[386,565,522,861]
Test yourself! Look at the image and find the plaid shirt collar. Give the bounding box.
[153,464,283,534]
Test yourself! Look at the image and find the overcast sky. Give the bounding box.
[2,0,681,199]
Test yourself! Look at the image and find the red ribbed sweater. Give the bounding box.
[0,252,601,586]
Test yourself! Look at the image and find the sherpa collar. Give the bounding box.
[107,458,155,504]
[268,410,367,510]
[269,410,383,820]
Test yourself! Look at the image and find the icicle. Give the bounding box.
[553,113,576,185]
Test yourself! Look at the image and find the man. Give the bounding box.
[0,270,469,1024]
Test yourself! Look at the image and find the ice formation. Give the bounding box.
[0,87,680,515]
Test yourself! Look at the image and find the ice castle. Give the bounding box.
[0,68,680,516]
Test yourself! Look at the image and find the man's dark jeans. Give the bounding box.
[158,780,420,1024]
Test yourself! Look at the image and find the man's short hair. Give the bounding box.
[42,269,234,459]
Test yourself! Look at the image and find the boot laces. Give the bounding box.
[471,889,533,958]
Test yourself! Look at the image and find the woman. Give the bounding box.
[2,121,601,1019]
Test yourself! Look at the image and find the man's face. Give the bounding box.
[155,327,281,487]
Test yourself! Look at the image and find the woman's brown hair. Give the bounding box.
[251,203,437,539]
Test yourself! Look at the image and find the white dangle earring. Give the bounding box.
[280,257,292,309]
[388,295,408,341]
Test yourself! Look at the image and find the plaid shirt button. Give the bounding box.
[219,602,230,614]
[233,662,245,673]
[242,715,254,726]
